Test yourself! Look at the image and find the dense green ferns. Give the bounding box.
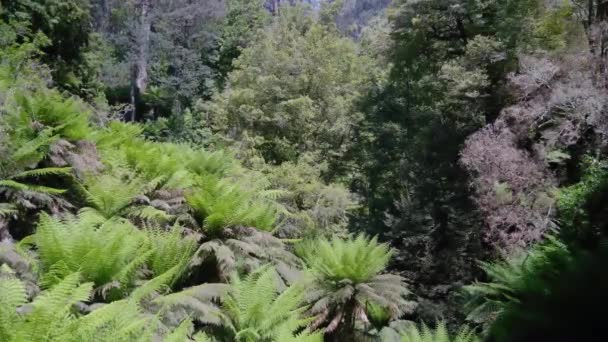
[463,237,570,330]
[400,322,479,342]
[30,213,195,296]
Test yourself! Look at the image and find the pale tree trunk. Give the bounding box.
[586,1,608,88]
[96,0,110,31]
[130,0,152,122]
[103,0,114,31]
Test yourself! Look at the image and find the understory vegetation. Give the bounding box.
[1,0,607,341]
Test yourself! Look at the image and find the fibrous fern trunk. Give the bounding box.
[335,299,357,342]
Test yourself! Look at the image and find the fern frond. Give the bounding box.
[0,180,66,194]
[193,332,212,342]
[154,283,229,326]
[13,273,94,342]
[10,129,58,165]
[130,265,182,303]
[258,189,292,200]
[298,235,411,333]
[126,205,174,223]
[0,203,17,217]
[148,227,197,280]
[81,172,145,221]
[220,265,318,341]
[0,276,27,340]
[33,213,151,294]
[462,236,571,328]
[12,167,72,179]
[164,318,194,342]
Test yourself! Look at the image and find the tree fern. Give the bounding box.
[179,146,235,178]
[10,166,72,179]
[32,212,197,299]
[189,226,302,283]
[65,265,221,341]
[148,226,198,281]
[0,87,91,217]
[95,122,234,185]
[4,126,58,167]
[79,172,148,223]
[33,213,149,294]
[153,282,229,326]
[10,273,94,342]
[0,167,72,195]
[297,235,414,338]
[485,241,608,341]
[462,236,571,329]
[77,168,176,227]
[219,265,322,342]
[123,142,191,189]
[0,111,74,220]
[186,176,277,234]
[0,179,66,195]
[0,267,205,341]
[0,141,73,218]
[92,121,145,153]
[9,90,92,141]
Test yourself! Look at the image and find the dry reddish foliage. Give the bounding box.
[462,52,608,253]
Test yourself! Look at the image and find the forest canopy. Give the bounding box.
[1,0,607,341]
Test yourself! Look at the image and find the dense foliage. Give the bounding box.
[1,0,607,341]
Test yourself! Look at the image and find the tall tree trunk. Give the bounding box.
[586,1,608,88]
[598,0,608,21]
[97,0,110,31]
[131,0,152,122]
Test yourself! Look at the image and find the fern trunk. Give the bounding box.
[337,299,357,342]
